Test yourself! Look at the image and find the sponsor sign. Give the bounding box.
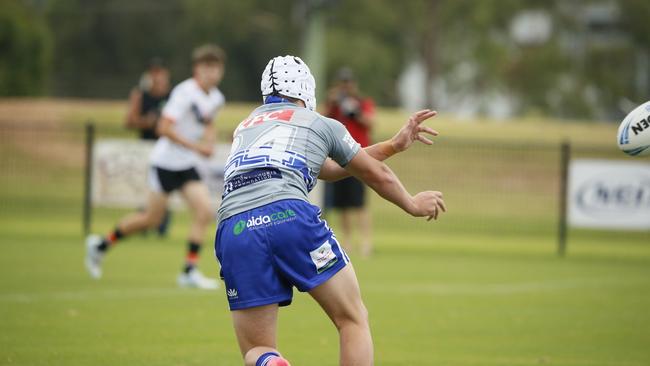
[568,159,650,230]
[92,139,323,209]
[92,139,230,209]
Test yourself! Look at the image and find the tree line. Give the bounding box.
[1,0,648,119]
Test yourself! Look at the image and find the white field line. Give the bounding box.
[447,355,643,366]
[0,287,215,304]
[363,277,649,296]
[1,277,647,304]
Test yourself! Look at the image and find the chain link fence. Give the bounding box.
[1,122,647,251]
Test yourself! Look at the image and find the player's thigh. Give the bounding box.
[180,181,212,217]
[231,304,279,356]
[145,190,169,223]
[309,264,368,328]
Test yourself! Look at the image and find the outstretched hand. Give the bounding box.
[390,109,439,153]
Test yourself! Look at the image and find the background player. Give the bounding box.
[215,55,445,366]
[85,44,226,290]
[325,67,376,257]
[125,57,171,141]
[125,57,173,236]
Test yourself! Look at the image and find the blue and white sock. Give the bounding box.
[256,352,280,366]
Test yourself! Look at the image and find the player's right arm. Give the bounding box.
[156,117,212,157]
[344,149,446,220]
[125,88,155,130]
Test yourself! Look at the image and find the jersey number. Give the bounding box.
[248,124,297,162]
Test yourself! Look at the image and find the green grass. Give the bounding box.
[1,100,649,365]
[1,206,649,366]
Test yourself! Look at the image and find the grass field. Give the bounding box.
[1,99,649,365]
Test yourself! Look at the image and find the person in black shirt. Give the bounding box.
[126,58,171,140]
[125,58,173,235]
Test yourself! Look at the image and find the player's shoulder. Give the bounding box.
[312,111,345,130]
[169,78,195,97]
[208,87,225,105]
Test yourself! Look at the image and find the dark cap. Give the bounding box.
[192,44,226,65]
[336,67,355,81]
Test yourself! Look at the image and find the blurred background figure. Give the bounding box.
[85,44,226,289]
[126,57,171,140]
[325,67,376,258]
[125,58,173,236]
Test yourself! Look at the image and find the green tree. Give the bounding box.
[0,0,51,96]
[46,0,185,97]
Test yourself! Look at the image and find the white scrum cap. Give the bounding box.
[261,55,316,111]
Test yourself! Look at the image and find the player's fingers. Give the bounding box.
[412,110,433,123]
[414,109,431,117]
[437,198,447,212]
[417,135,434,145]
[416,110,437,123]
[429,206,437,220]
[418,126,439,136]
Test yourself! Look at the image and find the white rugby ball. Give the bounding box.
[618,101,650,157]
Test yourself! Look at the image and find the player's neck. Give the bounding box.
[193,77,211,94]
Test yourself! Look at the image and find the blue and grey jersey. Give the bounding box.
[218,102,361,221]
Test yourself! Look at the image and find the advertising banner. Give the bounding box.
[92,139,324,210]
[568,159,650,230]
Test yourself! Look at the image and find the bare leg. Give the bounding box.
[180,181,214,243]
[310,265,373,366]
[357,208,372,258]
[231,304,287,365]
[117,191,168,235]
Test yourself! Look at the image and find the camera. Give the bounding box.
[339,96,361,119]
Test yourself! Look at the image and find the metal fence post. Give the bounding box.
[558,140,571,257]
[83,121,95,236]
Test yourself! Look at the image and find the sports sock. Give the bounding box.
[256,352,281,366]
[183,241,201,273]
[98,227,124,252]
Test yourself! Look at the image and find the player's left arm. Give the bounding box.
[318,109,438,182]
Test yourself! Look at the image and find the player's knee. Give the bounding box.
[195,206,213,225]
[144,210,165,228]
[332,301,369,330]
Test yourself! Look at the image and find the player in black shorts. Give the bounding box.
[85,45,226,289]
[125,58,173,236]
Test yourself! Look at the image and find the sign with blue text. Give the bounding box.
[568,159,650,230]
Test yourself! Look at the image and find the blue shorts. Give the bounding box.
[215,199,350,311]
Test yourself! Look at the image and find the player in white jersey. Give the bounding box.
[85,44,226,290]
[215,55,445,366]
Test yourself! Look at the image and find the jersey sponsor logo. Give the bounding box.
[309,241,338,274]
[238,209,297,232]
[227,288,238,299]
[233,220,247,235]
[234,109,295,135]
[223,168,283,198]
